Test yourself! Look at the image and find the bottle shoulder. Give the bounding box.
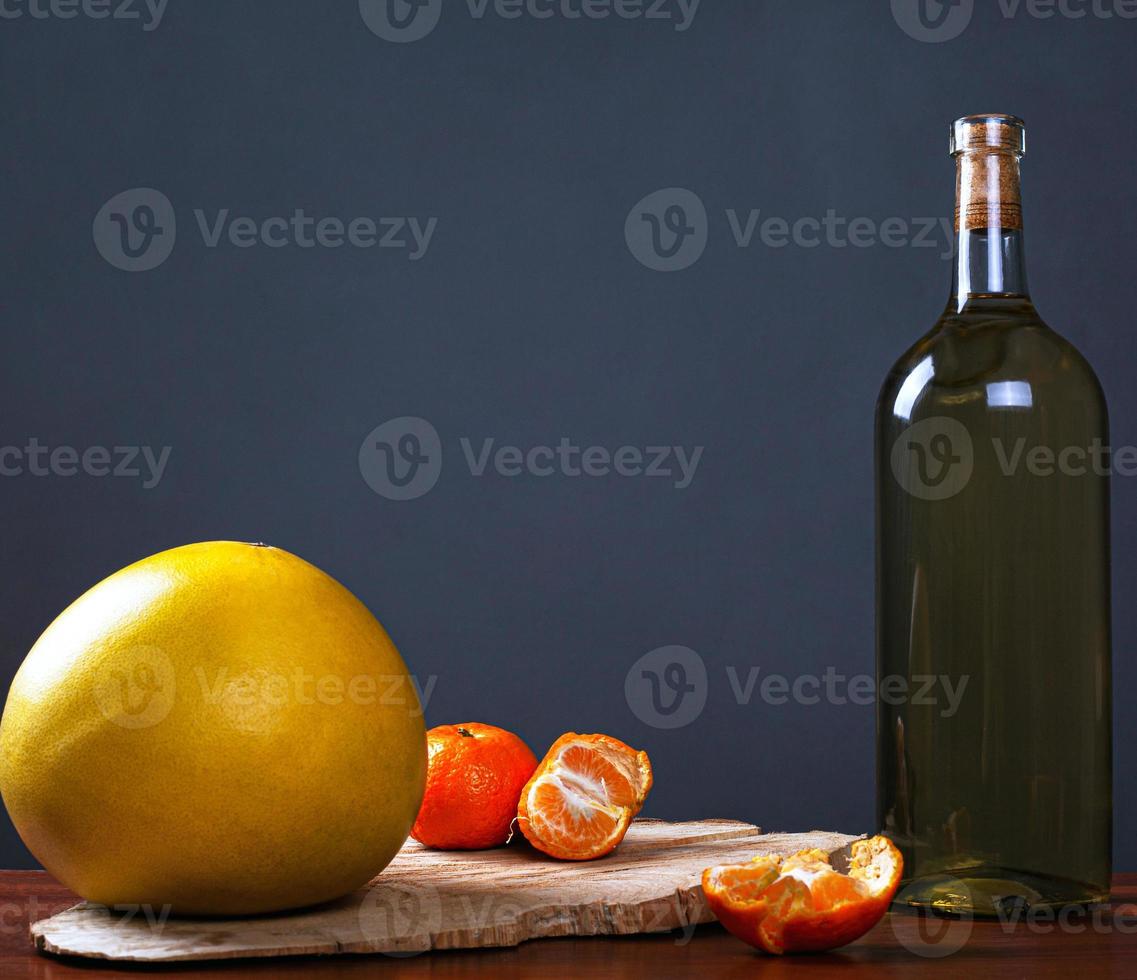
[877,306,1107,425]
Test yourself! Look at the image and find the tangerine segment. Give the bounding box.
[702,836,903,955]
[516,733,653,861]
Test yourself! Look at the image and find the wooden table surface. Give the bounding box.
[2,871,1135,978]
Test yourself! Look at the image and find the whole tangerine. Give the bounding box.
[411,723,538,850]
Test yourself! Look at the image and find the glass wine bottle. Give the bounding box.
[876,114,1112,916]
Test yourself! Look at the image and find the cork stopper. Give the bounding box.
[951,114,1026,232]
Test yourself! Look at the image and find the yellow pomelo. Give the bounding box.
[0,542,427,915]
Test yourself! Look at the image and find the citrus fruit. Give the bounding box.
[516,733,652,861]
[0,541,427,916]
[411,723,538,850]
[702,836,903,954]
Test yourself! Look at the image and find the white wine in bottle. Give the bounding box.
[876,114,1111,916]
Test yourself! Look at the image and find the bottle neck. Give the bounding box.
[951,228,1030,311]
[949,149,1031,313]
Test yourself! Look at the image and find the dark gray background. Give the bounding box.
[2,1,1134,869]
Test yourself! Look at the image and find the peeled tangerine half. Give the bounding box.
[702,836,903,955]
[517,733,652,860]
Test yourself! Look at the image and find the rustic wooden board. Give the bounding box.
[30,820,859,963]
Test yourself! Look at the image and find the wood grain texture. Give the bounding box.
[28,820,858,963]
[5,870,1137,977]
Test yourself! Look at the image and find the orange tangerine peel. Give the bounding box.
[702,835,903,954]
